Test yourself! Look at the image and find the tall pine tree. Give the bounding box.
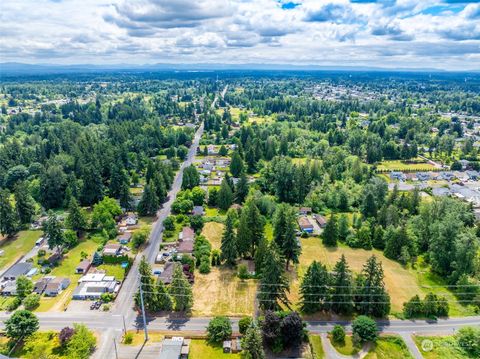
[273,204,300,270]
[300,261,330,313]
[237,200,264,257]
[221,209,238,266]
[330,255,354,315]
[322,214,338,247]
[169,263,193,312]
[0,189,17,238]
[14,182,35,225]
[137,182,159,216]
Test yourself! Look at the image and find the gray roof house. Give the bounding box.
[44,277,70,297]
[3,262,33,281]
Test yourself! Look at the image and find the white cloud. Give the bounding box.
[0,0,478,70]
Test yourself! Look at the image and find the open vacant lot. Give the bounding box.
[189,339,241,359]
[192,267,257,316]
[376,159,435,171]
[0,230,42,270]
[413,335,474,359]
[201,222,224,250]
[289,238,473,316]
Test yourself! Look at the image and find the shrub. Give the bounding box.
[239,316,253,335]
[6,297,22,311]
[237,264,249,279]
[100,293,114,303]
[199,256,211,274]
[164,216,175,231]
[456,326,480,357]
[38,249,46,257]
[331,325,345,344]
[59,327,75,346]
[123,332,134,344]
[23,293,40,310]
[352,316,377,344]
[206,316,232,344]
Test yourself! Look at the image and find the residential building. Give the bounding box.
[33,277,50,295]
[118,232,132,244]
[160,337,190,359]
[2,262,33,281]
[45,277,70,297]
[298,216,314,233]
[179,227,194,242]
[103,243,122,256]
[73,273,119,300]
[76,259,91,274]
[313,214,328,228]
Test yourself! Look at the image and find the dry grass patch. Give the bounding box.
[201,222,224,250]
[192,267,257,316]
[288,238,423,313]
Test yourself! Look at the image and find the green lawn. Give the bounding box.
[3,331,69,359]
[377,160,435,171]
[97,264,126,281]
[0,230,42,269]
[330,335,359,355]
[309,335,325,359]
[189,340,241,359]
[0,296,16,311]
[413,336,475,359]
[365,336,413,359]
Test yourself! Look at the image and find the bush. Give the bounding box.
[239,316,253,335]
[456,326,480,357]
[100,293,114,303]
[206,316,232,344]
[164,216,175,231]
[123,332,133,344]
[331,325,345,344]
[23,293,41,310]
[59,327,75,346]
[38,249,46,257]
[190,215,204,232]
[132,229,149,249]
[6,297,22,311]
[237,264,250,279]
[352,316,377,344]
[199,256,211,274]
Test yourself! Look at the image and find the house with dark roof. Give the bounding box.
[33,277,50,295]
[179,227,194,242]
[313,214,328,228]
[76,259,91,274]
[103,243,122,256]
[118,232,132,245]
[2,262,33,281]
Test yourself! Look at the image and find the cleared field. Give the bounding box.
[0,230,42,270]
[192,267,257,316]
[122,331,164,346]
[413,335,474,359]
[201,222,224,250]
[377,160,435,171]
[330,335,359,356]
[365,336,413,359]
[288,238,472,316]
[189,339,241,359]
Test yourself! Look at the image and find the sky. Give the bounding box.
[1,0,480,70]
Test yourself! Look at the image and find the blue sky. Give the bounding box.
[1,0,479,70]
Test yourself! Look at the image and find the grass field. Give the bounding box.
[5,331,69,359]
[192,267,257,316]
[308,335,325,359]
[201,222,224,250]
[122,331,164,346]
[377,160,435,171]
[413,335,474,359]
[97,263,126,281]
[329,335,359,355]
[36,238,100,312]
[365,336,413,359]
[0,230,42,269]
[189,340,241,359]
[289,238,473,316]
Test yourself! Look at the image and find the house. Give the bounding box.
[3,262,33,281]
[1,280,17,296]
[158,262,176,285]
[76,259,91,274]
[223,340,232,353]
[179,227,195,242]
[299,207,312,215]
[118,232,132,245]
[416,172,431,182]
[314,214,328,228]
[177,240,194,254]
[125,215,138,226]
[298,216,314,233]
[45,277,70,297]
[466,170,479,180]
[433,187,451,197]
[103,243,122,256]
[439,172,456,181]
[390,171,406,181]
[160,337,187,359]
[192,206,204,216]
[33,278,50,295]
[73,273,119,300]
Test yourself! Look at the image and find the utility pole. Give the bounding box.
[113,338,118,359]
[122,314,127,334]
[139,284,149,341]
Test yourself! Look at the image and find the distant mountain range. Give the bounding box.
[1,62,478,76]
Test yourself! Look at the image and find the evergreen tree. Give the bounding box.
[234,173,249,204]
[356,255,391,317]
[152,172,167,204]
[273,204,300,270]
[0,189,18,238]
[330,255,354,315]
[66,197,87,232]
[221,209,238,266]
[169,263,193,312]
[117,169,133,210]
[80,163,104,206]
[14,182,36,225]
[242,323,265,359]
[258,243,290,311]
[254,236,268,275]
[300,261,330,313]
[237,200,264,257]
[44,211,64,250]
[322,214,338,247]
[337,214,350,242]
[217,179,233,211]
[137,182,159,216]
[92,252,103,266]
[182,165,200,190]
[135,256,172,311]
[230,151,244,177]
[208,187,218,207]
[361,190,377,219]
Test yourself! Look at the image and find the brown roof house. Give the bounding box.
[179,227,195,242]
[45,277,70,297]
[76,259,91,274]
[314,214,328,228]
[103,243,122,256]
[118,232,132,245]
[298,216,314,233]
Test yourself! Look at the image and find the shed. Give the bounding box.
[299,207,312,215]
[223,340,232,353]
[118,232,132,244]
[103,243,122,256]
[298,216,314,233]
[313,214,327,228]
[76,259,91,274]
